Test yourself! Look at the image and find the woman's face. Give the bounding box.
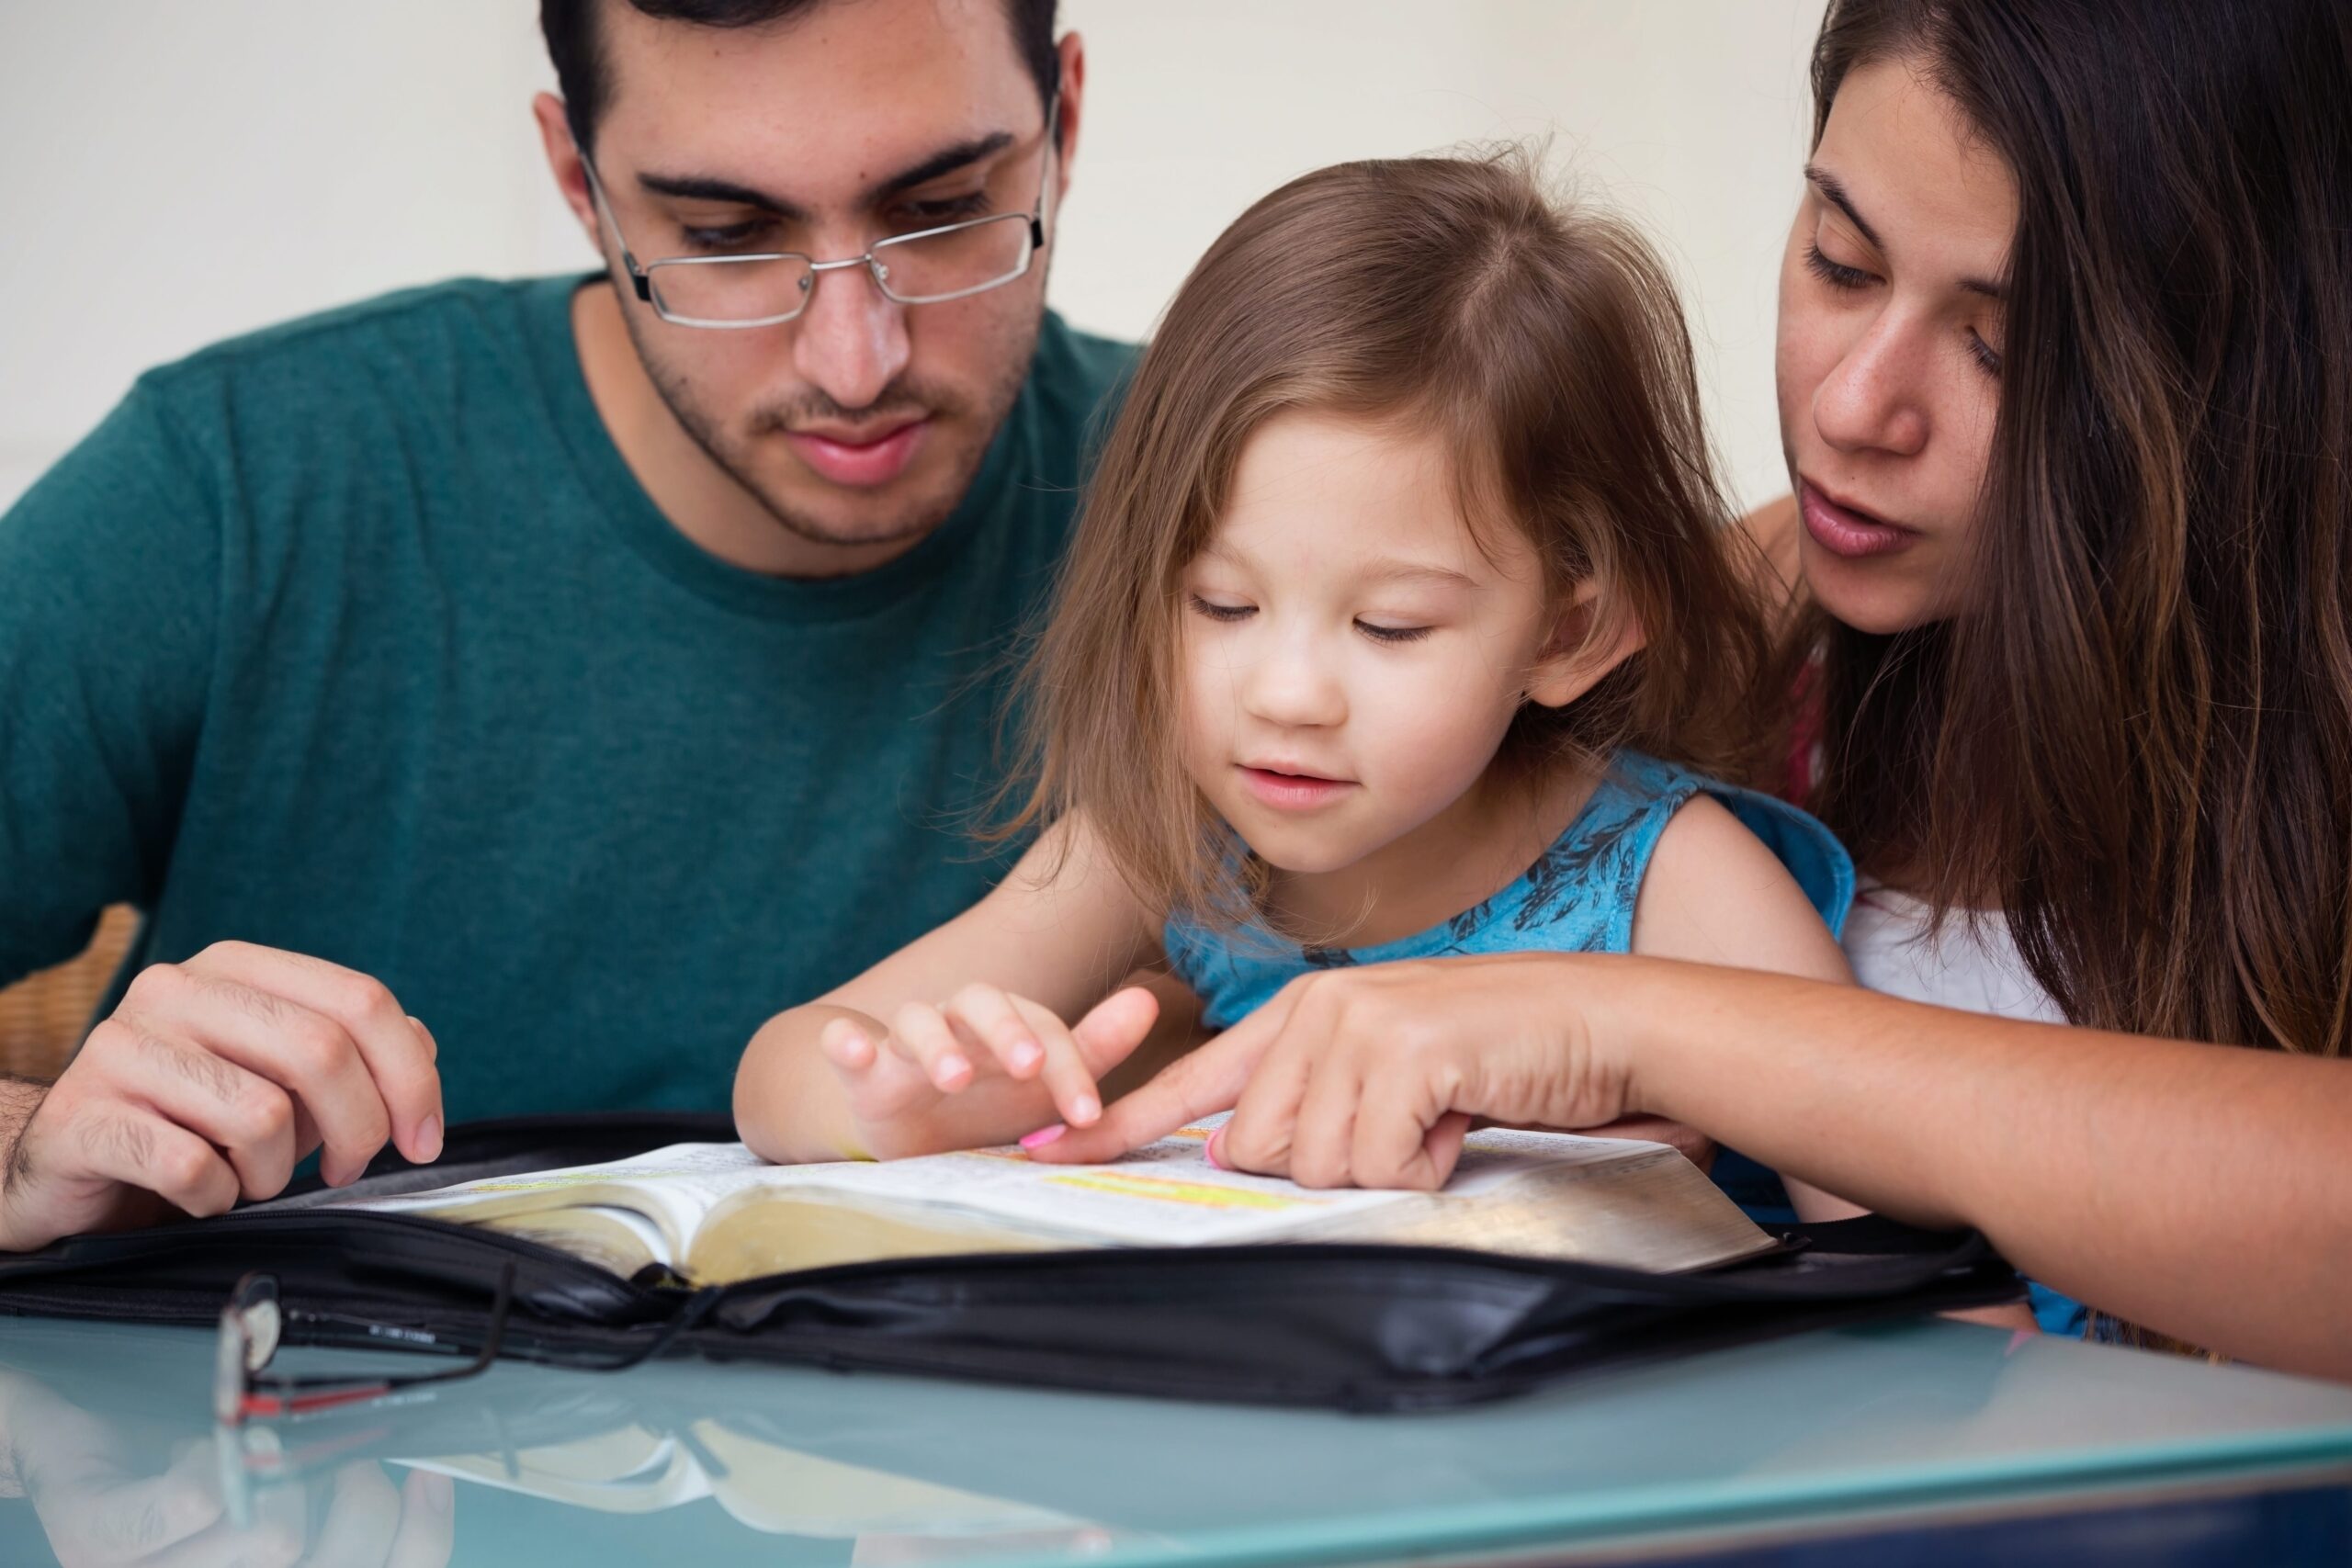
[1776,56,2018,635]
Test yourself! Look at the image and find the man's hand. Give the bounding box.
[0,942,444,1252]
[1032,953,1659,1187]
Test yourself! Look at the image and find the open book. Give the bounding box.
[334,1118,1775,1285]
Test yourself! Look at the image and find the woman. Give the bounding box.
[1036,0,2352,1380]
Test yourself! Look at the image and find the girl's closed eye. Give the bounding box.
[1186,592,1255,624]
[1355,619,1433,645]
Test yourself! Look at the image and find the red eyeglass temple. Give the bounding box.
[239,1381,397,1419]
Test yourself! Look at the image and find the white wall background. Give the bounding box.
[0,1,1826,513]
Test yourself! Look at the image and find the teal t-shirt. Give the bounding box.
[0,276,1136,1121]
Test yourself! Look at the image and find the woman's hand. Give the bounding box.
[1028,953,1651,1187]
[820,984,1160,1160]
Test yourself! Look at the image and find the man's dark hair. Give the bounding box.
[542,0,1060,153]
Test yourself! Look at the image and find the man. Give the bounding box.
[0,0,1134,1250]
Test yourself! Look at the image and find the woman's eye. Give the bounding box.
[1356,620,1433,645]
[1187,594,1254,624]
[1803,242,1874,292]
[1967,330,2003,377]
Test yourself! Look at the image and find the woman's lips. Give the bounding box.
[1799,479,1917,559]
[1238,767,1355,811]
[786,420,928,488]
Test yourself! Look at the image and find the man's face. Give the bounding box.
[575,0,1067,550]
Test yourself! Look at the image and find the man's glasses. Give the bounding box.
[579,99,1059,330]
[213,1267,514,1426]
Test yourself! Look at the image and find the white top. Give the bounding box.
[1841,882,2067,1025]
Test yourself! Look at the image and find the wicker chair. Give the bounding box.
[0,906,139,1081]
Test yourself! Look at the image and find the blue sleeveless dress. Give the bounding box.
[1161,751,1854,1224]
[1165,750,1854,1025]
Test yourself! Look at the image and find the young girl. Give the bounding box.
[735,152,1860,1219]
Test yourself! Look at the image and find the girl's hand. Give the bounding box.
[820,984,1160,1159]
[1029,953,1646,1187]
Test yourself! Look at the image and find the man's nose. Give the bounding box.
[1813,308,1930,459]
[791,261,912,413]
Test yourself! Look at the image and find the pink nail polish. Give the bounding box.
[1020,1123,1067,1150]
[1204,1127,1227,1170]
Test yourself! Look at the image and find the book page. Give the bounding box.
[769,1125,1405,1247]
[335,1143,773,1264]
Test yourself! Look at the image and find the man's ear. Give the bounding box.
[532,92,604,255]
[1524,580,1645,709]
[1051,32,1086,218]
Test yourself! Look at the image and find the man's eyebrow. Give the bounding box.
[637,172,808,222]
[870,132,1015,202]
[1804,164,1883,253]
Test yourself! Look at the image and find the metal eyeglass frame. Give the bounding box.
[214,1266,514,1427]
[578,96,1059,330]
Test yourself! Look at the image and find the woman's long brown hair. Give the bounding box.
[1793,0,2352,1066]
[1003,150,1774,929]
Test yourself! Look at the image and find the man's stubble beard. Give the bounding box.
[621,301,1046,551]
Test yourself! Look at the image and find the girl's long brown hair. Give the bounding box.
[1792,0,2352,1064]
[1006,150,1774,927]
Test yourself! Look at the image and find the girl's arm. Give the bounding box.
[1629,797,1867,1223]
[735,816,1161,1164]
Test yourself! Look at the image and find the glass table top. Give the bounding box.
[2,1314,2348,1566]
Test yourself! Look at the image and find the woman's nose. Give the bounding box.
[1813,310,1930,458]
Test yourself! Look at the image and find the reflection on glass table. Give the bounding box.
[0,1314,2348,1567]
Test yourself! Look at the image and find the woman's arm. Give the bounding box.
[1039,953,2352,1379]
[1610,961,2352,1372]
[735,817,1161,1163]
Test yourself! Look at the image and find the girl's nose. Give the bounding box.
[1241,635,1348,729]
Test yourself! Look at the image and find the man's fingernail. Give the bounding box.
[416,1116,443,1162]
[1020,1123,1067,1151]
[1205,1127,1227,1170]
[1069,1094,1101,1126]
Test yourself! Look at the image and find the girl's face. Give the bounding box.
[1177,411,1574,877]
[1775,57,2018,635]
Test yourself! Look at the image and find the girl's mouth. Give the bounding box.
[1238,766,1355,811]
